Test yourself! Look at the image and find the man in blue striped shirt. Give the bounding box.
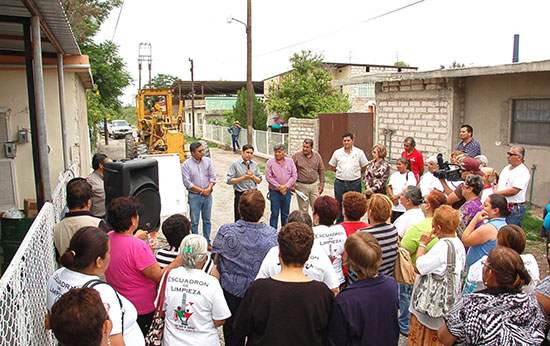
[181,142,216,244]
[455,124,481,157]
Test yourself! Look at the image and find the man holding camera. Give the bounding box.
[438,157,484,209]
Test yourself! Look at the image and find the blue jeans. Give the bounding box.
[506,204,527,227]
[188,192,212,243]
[269,190,292,229]
[398,283,413,334]
[231,135,240,152]
[334,178,362,223]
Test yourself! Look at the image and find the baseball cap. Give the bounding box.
[461,158,484,176]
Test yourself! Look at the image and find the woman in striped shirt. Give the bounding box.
[156,214,218,278]
[358,194,398,277]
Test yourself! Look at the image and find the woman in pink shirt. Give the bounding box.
[105,197,174,335]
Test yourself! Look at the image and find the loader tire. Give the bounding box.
[125,134,136,159]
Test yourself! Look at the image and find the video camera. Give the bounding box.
[433,153,463,181]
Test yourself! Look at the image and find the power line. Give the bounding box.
[254,0,425,58]
[111,0,126,41]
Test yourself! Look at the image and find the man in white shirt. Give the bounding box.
[328,132,368,223]
[496,145,530,226]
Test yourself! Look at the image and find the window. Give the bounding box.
[358,83,375,98]
[512,99,550,146]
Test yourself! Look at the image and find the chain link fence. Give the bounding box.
[183,123,288,156]
[0,166,75,345]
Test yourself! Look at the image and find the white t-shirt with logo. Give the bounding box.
[312,224,347,284]
[388,171,417,212]
[255,245,340,289]
[46,267,144,346]
[158,267,231,346]
[497,163,530,203]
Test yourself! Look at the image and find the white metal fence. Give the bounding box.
[183,123,289,157]
[0,167,75,345]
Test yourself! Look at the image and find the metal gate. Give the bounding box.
[318,113,374,168]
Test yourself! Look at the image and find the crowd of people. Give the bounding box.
[46,124,550,346]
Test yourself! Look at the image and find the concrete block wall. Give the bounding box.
[375,78,461,162]
[288,118,319,156]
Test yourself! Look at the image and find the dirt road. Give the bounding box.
[97,139,335,239]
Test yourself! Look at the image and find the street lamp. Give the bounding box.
[227,0,253,145]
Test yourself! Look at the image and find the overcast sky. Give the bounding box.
[95,0,550,106]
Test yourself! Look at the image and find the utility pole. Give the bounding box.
[148,44,153,87]
[246,0,253,145]
[138,43,152,89]
[189,58,196,138]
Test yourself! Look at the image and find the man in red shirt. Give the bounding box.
[401,137,424,183]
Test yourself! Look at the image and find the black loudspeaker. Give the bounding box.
[103,158,161,232]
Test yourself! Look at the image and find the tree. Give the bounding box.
[61,0,122,44]
[86,88,116,150]
[61,1,132,149]
[440,61,466,69]
[150,74,180,89]
[81,40,132,112]
[119,106,137,126]
[267,50,350,120]
[394,61,410,67]
[233,88,268,131]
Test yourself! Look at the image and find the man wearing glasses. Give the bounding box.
[181,141,217,245]
[496,146,530,226]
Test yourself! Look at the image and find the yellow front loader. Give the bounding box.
[125,88,188,162]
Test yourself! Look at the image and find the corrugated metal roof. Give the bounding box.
[0,0,80,55]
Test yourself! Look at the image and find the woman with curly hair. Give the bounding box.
[364,144,390,198]
[212,189,278,346]
[104,197,173,335]
[339,191,369,237]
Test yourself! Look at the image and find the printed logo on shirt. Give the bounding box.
[174,292,196,331]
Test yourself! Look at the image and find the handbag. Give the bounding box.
[393,246,416,285]
[411,239,457,318]
[145,269,171,346]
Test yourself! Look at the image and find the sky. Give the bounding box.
[94,0,550,106]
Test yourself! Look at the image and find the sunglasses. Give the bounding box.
[481,259,492,270]
[507,152,520,157]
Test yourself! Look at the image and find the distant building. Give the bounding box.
[171,80,263,127]
[334,59,550,206]
[263,62,418,113]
